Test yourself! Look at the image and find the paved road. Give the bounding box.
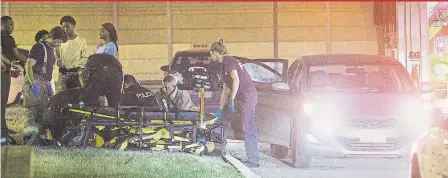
[226,140,410,178]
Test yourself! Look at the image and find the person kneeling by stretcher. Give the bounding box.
[121,74,158,107]
[155,74,199,111]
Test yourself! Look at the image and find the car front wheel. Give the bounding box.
[290,116,311,168]
[270,144,289,159]
[410,153,421,178]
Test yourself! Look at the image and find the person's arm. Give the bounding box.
[78,38,89,88]
[25,44,43,83]
[1,53,12,66]
[229,70,239,101]
[12,47,28,63]
[25,58,37,83]
[218,83,230,109]
[104,43,117,57]
[54,46,63,68]
[7,37,27,63]
[79,38,89,66]
[178,90,194,111]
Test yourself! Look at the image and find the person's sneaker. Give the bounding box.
[243,161,260,168]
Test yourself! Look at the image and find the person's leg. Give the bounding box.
[98,96,108,106]
[24,77,49,146]
[78,68,86,88]
[238,91,260,165]
[103,72,123,108]
[82,79,101,107]
[50,79,56,94]
[58,74,68,92]
[66,74,81,90]
[215,109,232,156]
[24,105,42,146]
[1,71,11,145]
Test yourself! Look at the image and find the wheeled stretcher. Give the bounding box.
[63,104,224,155]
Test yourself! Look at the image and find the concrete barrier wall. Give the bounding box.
[2,2,378,81]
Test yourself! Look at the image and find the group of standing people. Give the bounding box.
[1,15,120,145]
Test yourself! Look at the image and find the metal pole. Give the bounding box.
[396,2,407,66]
[113,2,119,58]
[420,2,429,83]
[273,1,278,59]
[326,2,331,54]
[167,2,173,62]
[113,2,118,33]
[4,2,10,16]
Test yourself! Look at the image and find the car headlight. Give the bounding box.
[302,103,339,134]
[302,103,316,117]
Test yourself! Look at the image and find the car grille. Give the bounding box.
[337,137,407,152]
[345,119,397,129]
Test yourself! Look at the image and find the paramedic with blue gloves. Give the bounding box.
[23,26,68,145]
[210,39,260,168]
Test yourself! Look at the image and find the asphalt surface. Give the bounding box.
[225,140,410,178]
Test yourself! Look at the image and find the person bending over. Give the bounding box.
[121,74,158,107]
[23,26,68,145]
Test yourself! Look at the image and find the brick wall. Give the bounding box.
[1,2,378,81]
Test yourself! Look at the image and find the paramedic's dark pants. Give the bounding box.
[83,70,122,142]
[222,90,260,164]
[1,71,11,144]
[59,71,81,91]
[83,71,123,108]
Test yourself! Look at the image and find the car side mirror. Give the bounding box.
[160,65,169,72]
[271,82,290,91]
[421,82,436,93]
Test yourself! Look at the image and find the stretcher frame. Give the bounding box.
[62,65,221,154]
[67,106,222,151]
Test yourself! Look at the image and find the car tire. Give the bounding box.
[270,144,289,159]
[410,153,421,178]
[290,116,312,169]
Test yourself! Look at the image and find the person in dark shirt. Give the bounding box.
[209,38,260,167]
[121,74,158,107]
[23,26,68,145]
[82,53,123,109]
[1,16,27,145]
[34,30,56,94]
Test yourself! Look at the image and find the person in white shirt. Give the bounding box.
[94,23,118,106]
[94,23,118,58]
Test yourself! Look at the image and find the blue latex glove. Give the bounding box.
[215,108,222,123]
[31,83,40,97]
[228,100,235,113]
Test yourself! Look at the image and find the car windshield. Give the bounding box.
[307,63,417,92]
[170,53,214,71]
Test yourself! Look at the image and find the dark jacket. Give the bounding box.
[121,84,158,107]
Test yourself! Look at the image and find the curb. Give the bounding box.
[222,154,260,178]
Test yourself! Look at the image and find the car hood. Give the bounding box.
[302,90,422,118]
